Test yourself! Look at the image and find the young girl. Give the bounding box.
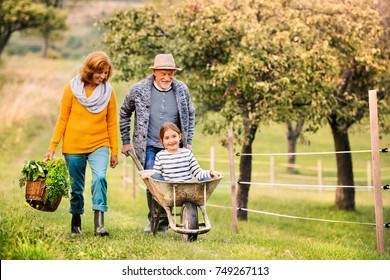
[145,122,222,182]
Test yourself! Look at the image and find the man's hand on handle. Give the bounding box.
[121,144,134,157]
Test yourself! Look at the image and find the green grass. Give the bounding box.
[0,56,389,260]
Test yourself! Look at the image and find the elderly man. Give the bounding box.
[120,54,195,233]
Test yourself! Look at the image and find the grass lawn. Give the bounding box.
[0,56,389,263]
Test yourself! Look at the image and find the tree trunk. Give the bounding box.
[236,124,257,221]
[237,142,252,220]
[329,118,355,210]
[0,32,12,56]
[41,35,49,58]
[286,120,303,173]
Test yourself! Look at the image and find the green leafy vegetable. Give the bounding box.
[19,160,47,186]
[19,159,71,205]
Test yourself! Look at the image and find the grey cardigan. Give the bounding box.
[119,74,195,165]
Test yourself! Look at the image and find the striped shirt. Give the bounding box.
[153,148,211,182]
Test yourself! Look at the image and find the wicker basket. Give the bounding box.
[25,179,62,212]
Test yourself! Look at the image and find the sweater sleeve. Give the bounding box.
[188,151,211,179]
[48,84,72,152]
[186,90,195,145]
[107,88,118,156]
[119,87,136,145]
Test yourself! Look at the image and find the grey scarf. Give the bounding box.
[70,75,112,114]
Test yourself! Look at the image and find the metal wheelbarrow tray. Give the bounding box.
[146,176,223,239]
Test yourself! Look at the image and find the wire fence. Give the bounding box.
[123,146,389,227]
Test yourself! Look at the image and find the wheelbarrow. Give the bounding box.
[127,149,223,241]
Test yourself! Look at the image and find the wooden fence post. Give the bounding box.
[317,159,323,192]
[270,156,274,189]
[210,146,215,171]
[228,128,238,233]
[123,156,127,191]
[368,89,385,255]
[132,160,136,199]
[123,156,136,198]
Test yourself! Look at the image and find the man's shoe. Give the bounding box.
[157,224,168,233]
[144,222,168,233]
[157,219,169,233]
[144,223,152,233]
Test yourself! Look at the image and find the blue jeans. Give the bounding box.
[151,173,165,181]
[64,146,109,215]
[144,146,163,170]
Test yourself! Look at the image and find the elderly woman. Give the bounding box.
[45,51,118,237]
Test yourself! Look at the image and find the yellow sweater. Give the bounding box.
[49,83,118,156]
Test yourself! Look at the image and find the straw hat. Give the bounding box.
[149,54,182,71]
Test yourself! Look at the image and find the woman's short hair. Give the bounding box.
[80,51,113,84]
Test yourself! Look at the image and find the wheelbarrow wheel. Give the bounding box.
[180,202,198,241]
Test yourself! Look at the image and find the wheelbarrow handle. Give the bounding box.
[125,147,159,194]
[125,147,144,172]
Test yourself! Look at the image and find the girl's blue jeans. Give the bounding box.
[64,146,109,215]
